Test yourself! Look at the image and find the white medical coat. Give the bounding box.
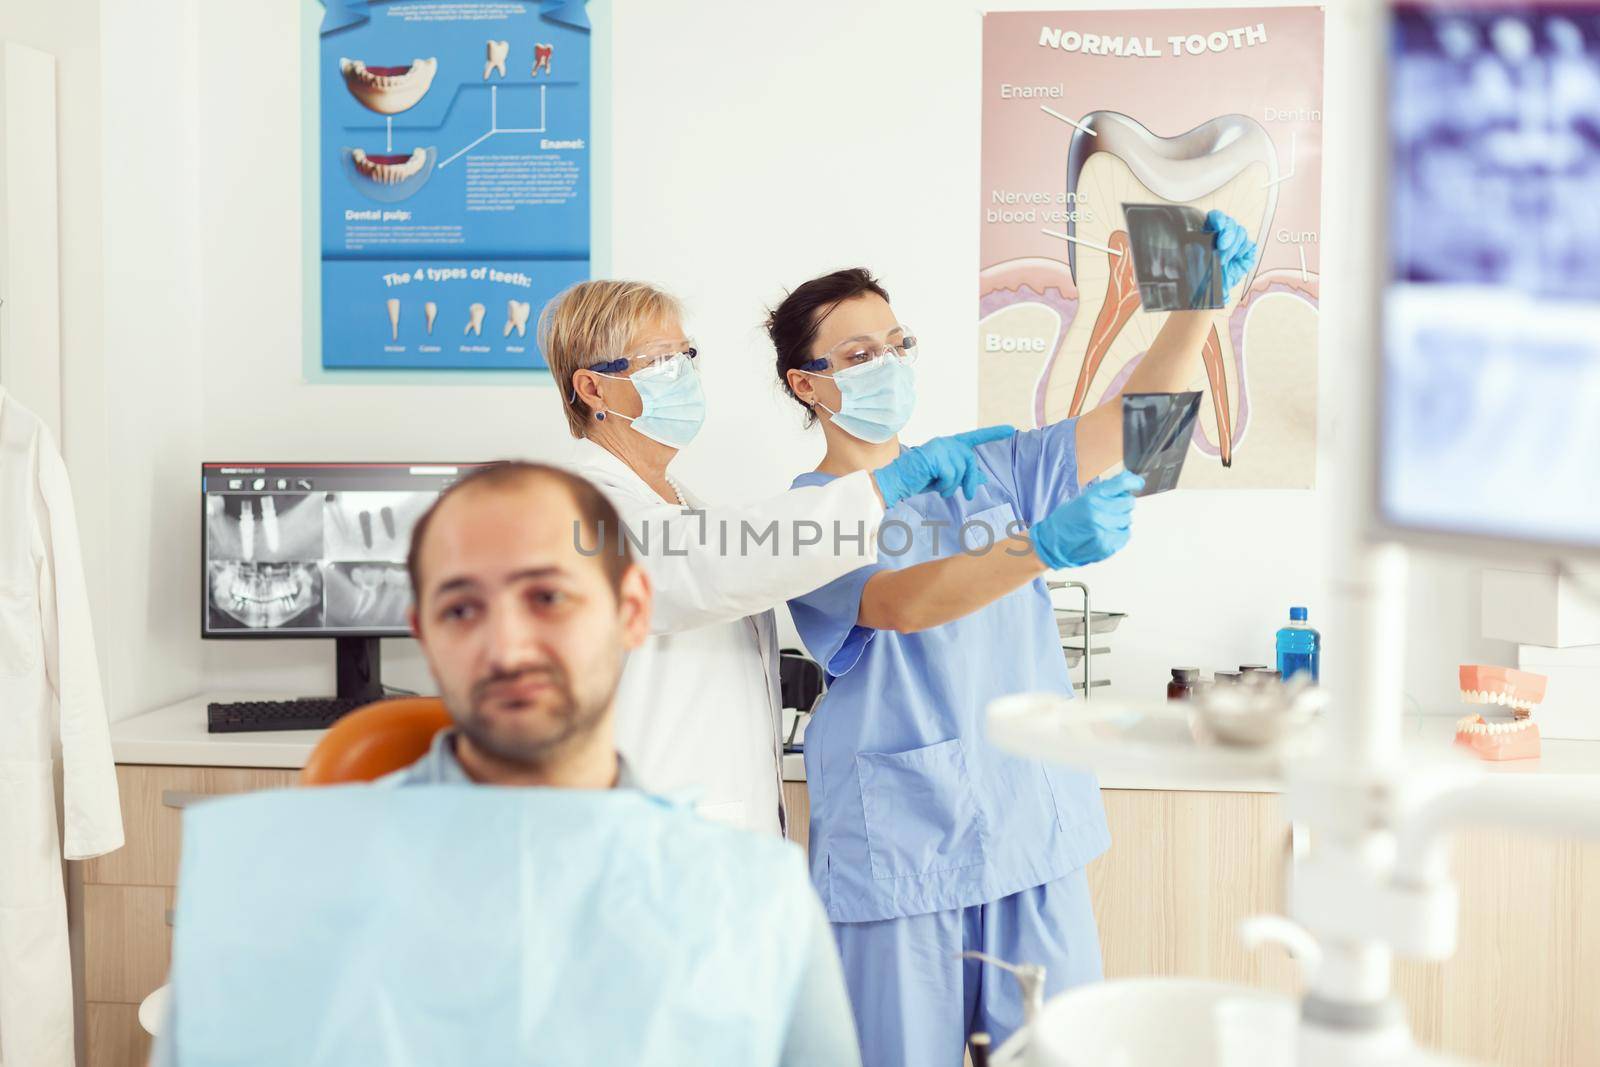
[0,388,123,1067]
[568,438,883,834]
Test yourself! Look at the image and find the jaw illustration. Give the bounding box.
[339,57,438,115]
[1049,112,1278,468]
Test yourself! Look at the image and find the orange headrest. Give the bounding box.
[300,697,454,785]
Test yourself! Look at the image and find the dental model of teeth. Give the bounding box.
[339,57,438,115]
[485,40,509,79]
[465,303,486,336]
[505,300,531,337]
[1454,664,1548,761]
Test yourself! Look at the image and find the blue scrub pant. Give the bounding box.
[832,870,1103,1067]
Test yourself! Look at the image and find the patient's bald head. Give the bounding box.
[406,463,652,781]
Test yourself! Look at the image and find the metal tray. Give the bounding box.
[1055,610,1127,638]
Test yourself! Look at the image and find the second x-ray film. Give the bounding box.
[1123,204,1224,311]
[1123,392,1203,496]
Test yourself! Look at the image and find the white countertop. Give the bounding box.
[112,695,1600,792]
[112,693,815,780]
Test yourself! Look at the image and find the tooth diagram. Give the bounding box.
[532,43,553,76]
[339,57,438,115]
[465,303,486,336]
[425,302,438,335]
[504,300,531,337]
[386,298,401,341]
[485,40,509,80]
[1051,112,1277,469]
[343,146,438,203]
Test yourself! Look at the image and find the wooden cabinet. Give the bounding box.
[83,765,295,1067]
[790,783,1600,1067]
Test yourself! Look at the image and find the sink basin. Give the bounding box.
[993,978,1482,1067]
[999,978,1294,1067]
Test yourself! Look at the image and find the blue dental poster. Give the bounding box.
[318,0,590,370]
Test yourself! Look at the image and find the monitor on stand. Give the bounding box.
[200,461,492,709]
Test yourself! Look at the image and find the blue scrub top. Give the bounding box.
[788,419,1110,924]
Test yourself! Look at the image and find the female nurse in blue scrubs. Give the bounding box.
[765,213,1258,1067]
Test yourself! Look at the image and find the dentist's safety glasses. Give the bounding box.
[799,325,918,374]
[570,344,698,402]
[585,343,699,378]
[1122,391,1202,496]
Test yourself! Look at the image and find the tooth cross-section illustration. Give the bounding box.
[1051,112,1277,468]
[465,303,486,336]
[532,43,554,76]
[485,40,509,80]
[504,300,531,337]
[339,57,438,115]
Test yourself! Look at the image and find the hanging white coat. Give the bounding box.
[0,388,123,1067]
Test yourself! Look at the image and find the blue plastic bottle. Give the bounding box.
[1276,606,1320,683]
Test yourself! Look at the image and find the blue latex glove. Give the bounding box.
[1029,471,1145,569]
[872,425,1017,509]
[1205,209,1260,303]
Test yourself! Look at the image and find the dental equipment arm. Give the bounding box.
[1072,212,1259,485]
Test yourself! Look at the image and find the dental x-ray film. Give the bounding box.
[1123,392,1203,496]
[1123,204,1224,311]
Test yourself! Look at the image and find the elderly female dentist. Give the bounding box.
[540,280,1009,835]
[769,213,1258,1066]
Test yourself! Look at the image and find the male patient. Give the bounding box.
[152,463,859,1067]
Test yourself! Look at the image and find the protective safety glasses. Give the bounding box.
[571,345,698,401]
[799,325,917,375]
[585,344,699,377]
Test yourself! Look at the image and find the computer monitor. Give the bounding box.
[201,462,494,699]
[1381,2,1600,554]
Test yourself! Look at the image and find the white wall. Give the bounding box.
[71,0,1506,717]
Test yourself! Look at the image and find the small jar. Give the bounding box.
[1214,670,1244,686]
[1240,664,1271,673]
[1168,668,1201,701]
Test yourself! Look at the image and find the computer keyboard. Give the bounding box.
[206,697,370,733]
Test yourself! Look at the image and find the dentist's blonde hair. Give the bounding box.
[540,280,685,439]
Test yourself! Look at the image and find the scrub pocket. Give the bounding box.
[959,503,1020,553]
[0,585,39,678]
[856,738,987,880]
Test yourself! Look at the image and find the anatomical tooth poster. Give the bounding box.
[317,0,590,370]
[980,8,1324,489]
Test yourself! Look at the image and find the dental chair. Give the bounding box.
[140,698,454,1039]
[299,696,453,784]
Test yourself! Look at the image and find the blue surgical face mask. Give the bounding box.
[805,356,917,444]
[598,353,706,449]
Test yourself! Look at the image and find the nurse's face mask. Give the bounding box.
[798,325,919,444]
[582,342,705,449]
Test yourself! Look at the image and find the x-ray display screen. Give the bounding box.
[202,463,490,636]
[1383,3,1600,548]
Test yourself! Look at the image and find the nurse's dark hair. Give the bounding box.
[406,462,632,602]
[765,267,890,424]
